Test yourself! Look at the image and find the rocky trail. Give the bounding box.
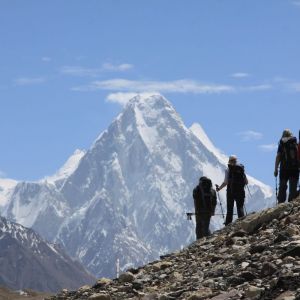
[49,196,300,300]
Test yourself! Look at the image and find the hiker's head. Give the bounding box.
[199,176,212,191]
[228,155,237,165]
[282,129,292,138]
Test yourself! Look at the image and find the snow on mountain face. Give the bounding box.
[43,149,85,188]
[0,178,18,207]
[2,94,275,278]
[4,181,70,241]
[190,123,228,164]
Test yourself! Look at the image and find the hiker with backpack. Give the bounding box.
[274,129,300,203]
[193,176,217,239]
[216,155,248,226]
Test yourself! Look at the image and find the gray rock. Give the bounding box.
[187,288,213,300]
[119,272,135,283]
[240,204,288,233]
[244,285,264,299]
[275,291,296,300]
[88,293,111,300]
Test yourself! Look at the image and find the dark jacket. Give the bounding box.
[193,185,217,215]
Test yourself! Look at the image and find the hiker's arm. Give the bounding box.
[217,182,227,191]
[274,153,281,177]
[217,169,228,191]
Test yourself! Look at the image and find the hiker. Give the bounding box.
[193,176,217,239]
[216,155,248,225]
[274,129,300,203]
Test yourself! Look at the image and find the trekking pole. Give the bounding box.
[215,185,225,220]
[275,176,278,205]
[186,212,235,220]
[246,184,253,198]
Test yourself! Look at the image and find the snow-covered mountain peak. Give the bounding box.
[43,149,85,184]
[92,94,188,155]
[125,93,170,109]
[123,94,182,124]
[190,123,228,163]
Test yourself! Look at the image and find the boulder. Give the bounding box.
[88,293,111,300]
[240,204,288,233]
[118,272,135,283]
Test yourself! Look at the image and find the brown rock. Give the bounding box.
[240,204,288,233]
[79,285,90,292]
[244,285,264,299]
[187,287,213,300]
[119,272,135,283]
[275,291,296,300]
[88,293,111,300]
[210,289,240,300]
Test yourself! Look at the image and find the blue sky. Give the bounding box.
[0,0,300,187]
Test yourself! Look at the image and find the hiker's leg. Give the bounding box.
[225,195,234,225]
[288,174,299,202]
[236,197,245,218]
[195,213,202,239]
[203,214,211,237]
[278,173,288,203]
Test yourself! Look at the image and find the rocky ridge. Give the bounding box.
[50,196,300,300]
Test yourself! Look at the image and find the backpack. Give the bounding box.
[280,137,299,170]
[193,177,214,212]
[228,164,246,195]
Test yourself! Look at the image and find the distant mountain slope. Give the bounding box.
[2,94,275,278]
[0,216,95,293]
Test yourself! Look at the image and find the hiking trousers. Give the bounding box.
[225,194,245,226]
[278,169,299,203]
[195,213,211,239]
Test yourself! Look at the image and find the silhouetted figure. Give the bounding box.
[216,155,248,225]
[274,129,299,203]
[193,176,217,239]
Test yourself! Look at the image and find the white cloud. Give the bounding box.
[238,130,263,142]
[42,57,51,62]
[14,77,46,86]
[258,144,278,152]
[61,66,101,77]
[72,78,235,94]
[241,84,272,92]
[102,63,134,72]
[61,63,133,77]
[231,72,250,78]
[106,92,161,105]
